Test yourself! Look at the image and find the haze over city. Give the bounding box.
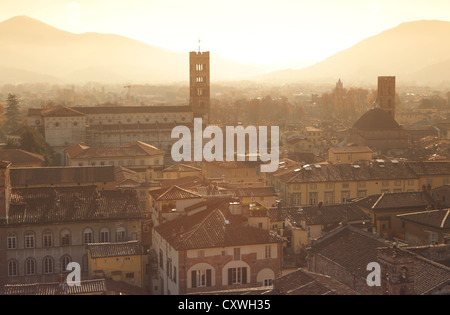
[1,0,450,69]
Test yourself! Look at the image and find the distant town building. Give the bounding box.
[349,76,408,153]
[327,146,373,163]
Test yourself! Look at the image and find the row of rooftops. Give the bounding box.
[271,159,450,183]
[28,105,194,118]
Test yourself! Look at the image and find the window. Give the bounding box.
[394,180,401,186]
[309,192,318,205]
[43,257,54,274]
[60,229,71,246]
[43,231,52,247]
[309,183,317,190]
[234,248,241,261]
[196,76,204,83]
[191,269,212,288]
[125,272,135,279]
[116,227,127,242]
[324,191,334,204]
[197,88,205,96]
[228,267,247,285]
[159,250,164,269]
[173,266,177,283]
[25,232,35,249]
[265,245,271,259]
[196,64,204,71]
[7,234,17,249]
[408,180,414,186]
[61,255,71,272]
[291,193,301,206]
[264,279,273,286]
[83,228,93,244]
[357,190,367,197]
[325,183,333,189]
[342,182,349,189]
[100,228,110,243]
[341,191,350,203]
[25,258,36,276]
[8,260,18,277]
[358,182,366,188]
[382,181,389,187]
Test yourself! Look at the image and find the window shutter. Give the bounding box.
[228,268,232,285]
[242,267,247,284]
[206,269,212,287]
[191,270,197,288]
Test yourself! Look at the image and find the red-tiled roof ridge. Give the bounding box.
[120,141,165,156]
[64,143,90,158]
[156,185,202,201]
[42,105,85,117]
[0,149,45,163]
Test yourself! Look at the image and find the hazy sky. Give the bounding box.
[1,0,450,67]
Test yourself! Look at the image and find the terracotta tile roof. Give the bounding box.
[87,241,143,258]
[308,226,390,279]
[155,200,285,250]
[285,160,418,183]
[114,166,143,187]
[42,105,85,117]
[64,144,90,158]
[157,176,205,190]
[353,108,401,130]
[72,105,192,115]
[150,185,202,201]
[355,191,434,210]
[397,209,450,230]
[5,186,144,225]
[3,279,106,295]
[10,166,115,187]
[301,203,371,226]
[272,269,358,295]
[0,149,45,163]
[66,141,164,159]
[405,161,450,176]
[308,226,450,294]
[163,163,202,172]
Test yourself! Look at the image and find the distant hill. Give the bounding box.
[0,16,265,84]
[258,20,450,86]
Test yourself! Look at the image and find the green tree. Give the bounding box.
[5,93,21,133]
[5,127,56,166]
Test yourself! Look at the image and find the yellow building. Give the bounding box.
[87,241,148,289]
[328,146,373,163]
[202,160,263,186]
[162,162,202,179]
[265,160,439,207]
[304,126,323,143]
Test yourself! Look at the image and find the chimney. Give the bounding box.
[229,199,242,215]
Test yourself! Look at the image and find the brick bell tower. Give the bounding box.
[189,41,210,124]
[377,76,396,120]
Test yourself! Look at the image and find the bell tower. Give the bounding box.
[189,42,210,124]
[377,76,396,119]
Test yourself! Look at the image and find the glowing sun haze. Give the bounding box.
[1,0,450,68]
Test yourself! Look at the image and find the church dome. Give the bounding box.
[353,108,401,130]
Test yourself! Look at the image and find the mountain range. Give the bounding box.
[1,16,449,86]
[257,20,450,86]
